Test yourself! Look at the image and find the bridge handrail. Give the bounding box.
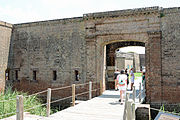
[124,82,180,119]
[123,82,146,120]
[49,88,100,105]
[51,85,72,91]
[0,97,16,103]
[150,107,180,116]
[25,89,48,98]
[0,81,99,119]
[24,103,47,112]
[0,111,17,118]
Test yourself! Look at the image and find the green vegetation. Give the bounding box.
[0,86,47,119]
[128,72,142,80]
[160,104,180,116]
[134,73,142,78]
[160,13,165,18]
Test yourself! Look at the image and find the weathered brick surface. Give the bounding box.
[115,52,141,72]
[0,21,12,92]
[139,54,145,70]
[161,8,180,103]
[8,18,89,98]
[146,31,162,103]
[136,104,150,120]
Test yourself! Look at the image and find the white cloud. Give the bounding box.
[0,0,180,23]
[0,5,44,23]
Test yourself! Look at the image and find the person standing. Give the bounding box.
[114,69,120,91]
[117,70,127,103]
[130,68,135,91]
[125,69,129,86]
[142,72,145,89]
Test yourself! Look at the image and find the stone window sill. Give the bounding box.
[30,80,38,83]
[13,80,20,82]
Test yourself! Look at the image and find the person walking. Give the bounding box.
[130,68,135,91]
[114,69,120,91]
[117,70,127,103]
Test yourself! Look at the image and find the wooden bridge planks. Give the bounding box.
[48,90,125,120]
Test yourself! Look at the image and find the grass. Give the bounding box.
[134,73,142,77]
[0,86,47,119]
[128,72,142,80]
[160,104,180,116]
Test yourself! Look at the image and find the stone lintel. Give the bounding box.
[86,38,96,43]
[147,30,162,36]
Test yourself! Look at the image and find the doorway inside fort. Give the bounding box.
[104,41,145,90]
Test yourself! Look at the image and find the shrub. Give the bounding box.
[0,86,47,119]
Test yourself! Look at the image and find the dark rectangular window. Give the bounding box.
[53,71,57,81]
[75,70,79,81]
[15,70,18,80]
[5,69,10,80]
[33,71,37,80]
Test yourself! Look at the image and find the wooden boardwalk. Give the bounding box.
[46,90,125,120]
[2,77,144,120]
[45,77,145,120]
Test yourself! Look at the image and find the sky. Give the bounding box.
[0,0,180,24]
[118,46,145,54]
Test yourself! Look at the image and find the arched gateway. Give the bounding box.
[84,7,179,105]
[3,7,179,108]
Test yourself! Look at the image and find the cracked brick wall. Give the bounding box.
[0,21,12,92]
[161,8,180,104]
[8,18,89,98]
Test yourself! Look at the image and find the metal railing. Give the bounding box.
[0,81,99,120]
[123,82,146,120]
[123,82,180,120]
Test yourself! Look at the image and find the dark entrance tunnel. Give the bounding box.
[106,41,145,66]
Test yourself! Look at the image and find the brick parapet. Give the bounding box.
[83,6,160,20]
[14,17,83,28]
[162,7,180,14]
[0,21,13,28]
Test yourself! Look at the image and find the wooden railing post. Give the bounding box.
[123,89,129,120]
[72,84,75,106]
[139,83,141,103]
[16,95,24,120]
[126,92,130,101]
[133,86,136,102]
[89,81,92,100]
[132,103,135,120]
[47,88,51,117]
[127,100,133,120]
